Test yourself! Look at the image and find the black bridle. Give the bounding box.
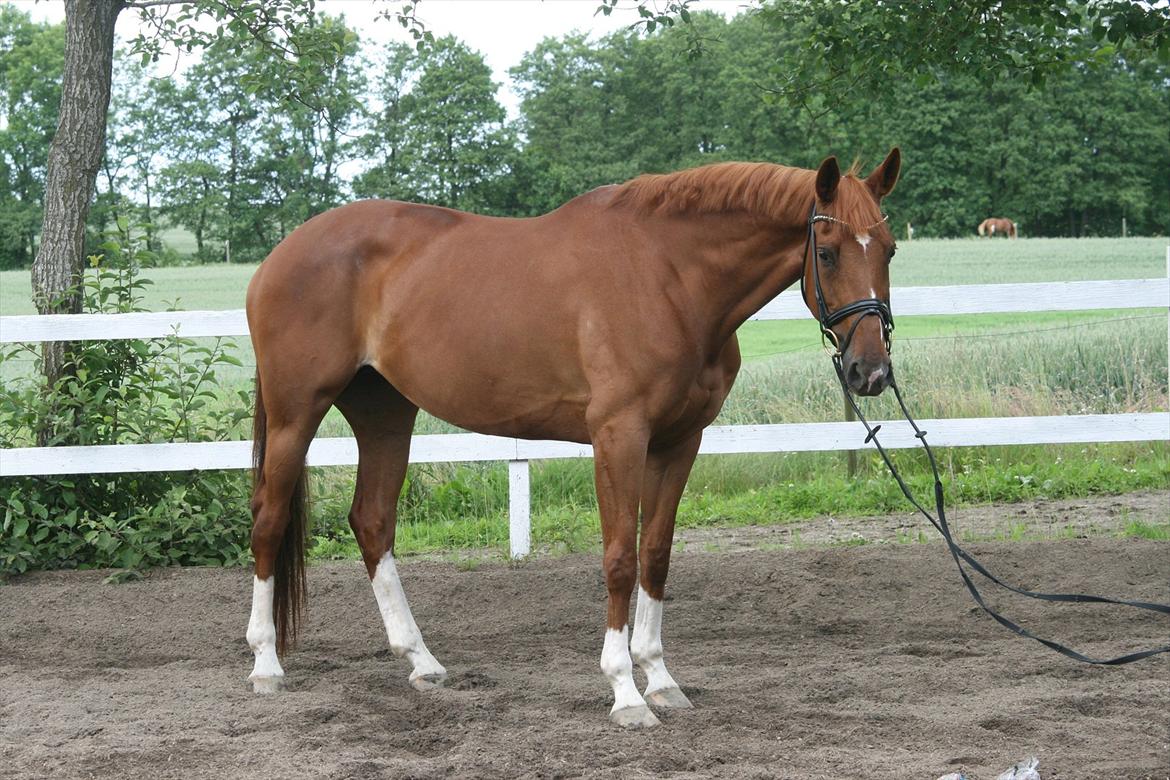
[804,200,1170,665]
[801,201,894,359]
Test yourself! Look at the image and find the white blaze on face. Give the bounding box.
[630,586,681,696]
[856,233,872,257]
[600,625,645,713]
[247,575,284,682]
[371,551,446,684]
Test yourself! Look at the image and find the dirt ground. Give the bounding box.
[2,491,1167,780]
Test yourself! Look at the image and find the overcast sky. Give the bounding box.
[21,0,747,117]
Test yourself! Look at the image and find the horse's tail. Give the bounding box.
[1009,220,1017,239]
[252,370,309,657]
[977,219,987,236]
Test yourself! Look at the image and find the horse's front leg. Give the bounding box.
[631,431,701,710]
[590,413,658,728]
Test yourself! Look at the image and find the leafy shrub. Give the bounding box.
[0,227,253,574]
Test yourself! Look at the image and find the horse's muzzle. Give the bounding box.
[844,356,890,396]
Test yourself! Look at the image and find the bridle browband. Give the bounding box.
[801,201,893,358]
[804,199,1170,665]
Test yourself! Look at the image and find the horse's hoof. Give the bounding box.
[250,675,285,694]
[610,704,661,729]
[646,686,693,709]
[409,671,446,691]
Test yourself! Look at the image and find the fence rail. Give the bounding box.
[4,414,1166,478]
[1,278,1166,343]
[2,275,1168,558]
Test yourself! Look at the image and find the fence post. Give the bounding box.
[508,459,531,558]
[843,390,858,477]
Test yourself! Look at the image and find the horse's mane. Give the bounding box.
[611,161,884,232]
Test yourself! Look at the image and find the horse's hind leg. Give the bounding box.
[336,368,446,690]
[632,432,701,711]
[248,388,335,693]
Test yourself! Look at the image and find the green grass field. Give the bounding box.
[2,236,1166,559]
[1,236,1167,316]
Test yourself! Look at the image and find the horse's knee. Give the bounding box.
[640,537,671,573]
[603,545,638,595]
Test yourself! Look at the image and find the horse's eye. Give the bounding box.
[817,247,835,266]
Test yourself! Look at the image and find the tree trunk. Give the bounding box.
[226,111,241,262]
[31,0,124,443]
[196,174,209,258]
[142,162,155,250]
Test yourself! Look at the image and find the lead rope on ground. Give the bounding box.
[801,198,1169,665]
[832,356,1170,665]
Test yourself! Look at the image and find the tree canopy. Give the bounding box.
[2,1,1167,271]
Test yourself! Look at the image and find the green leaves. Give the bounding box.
[353,36,513,213]
[755,0,1170,105]
[0,6,65,269]
[0,230,254,575]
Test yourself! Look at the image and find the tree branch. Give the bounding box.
[124,1,189,8]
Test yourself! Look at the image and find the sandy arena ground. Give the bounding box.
[2,491,1168,779]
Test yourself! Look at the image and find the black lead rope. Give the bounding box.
[805,202,1170,665]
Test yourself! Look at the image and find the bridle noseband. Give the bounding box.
[800,201,893,360]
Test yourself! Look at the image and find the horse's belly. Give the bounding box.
[371,353,592,444]
[430,394,592,444]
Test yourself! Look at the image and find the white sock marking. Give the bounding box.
[631,586,681,695]
[371,551,445,683]
[600,625,646,713]
[247,575,284,681]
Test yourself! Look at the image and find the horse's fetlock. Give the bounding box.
[600,648,632,678]
[630,636,661,666]
[246,622,275,650]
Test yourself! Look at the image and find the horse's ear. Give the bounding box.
[865,147,901,200]
[815,156,841,204]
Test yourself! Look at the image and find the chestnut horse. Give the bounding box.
[978,217,1016,238]
[245,149,902,727]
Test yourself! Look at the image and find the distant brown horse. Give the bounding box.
[978,217,1016,238]
[244,148,902,727]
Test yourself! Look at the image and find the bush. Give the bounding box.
[0,227,253,574]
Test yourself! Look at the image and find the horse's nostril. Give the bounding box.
[847,360,864,387]
[847,359,888,395]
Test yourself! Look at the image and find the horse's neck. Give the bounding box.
[665,213,806,353]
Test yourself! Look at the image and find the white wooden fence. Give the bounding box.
[2,275,1168,558]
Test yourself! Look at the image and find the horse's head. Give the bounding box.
[801,148,901,396]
